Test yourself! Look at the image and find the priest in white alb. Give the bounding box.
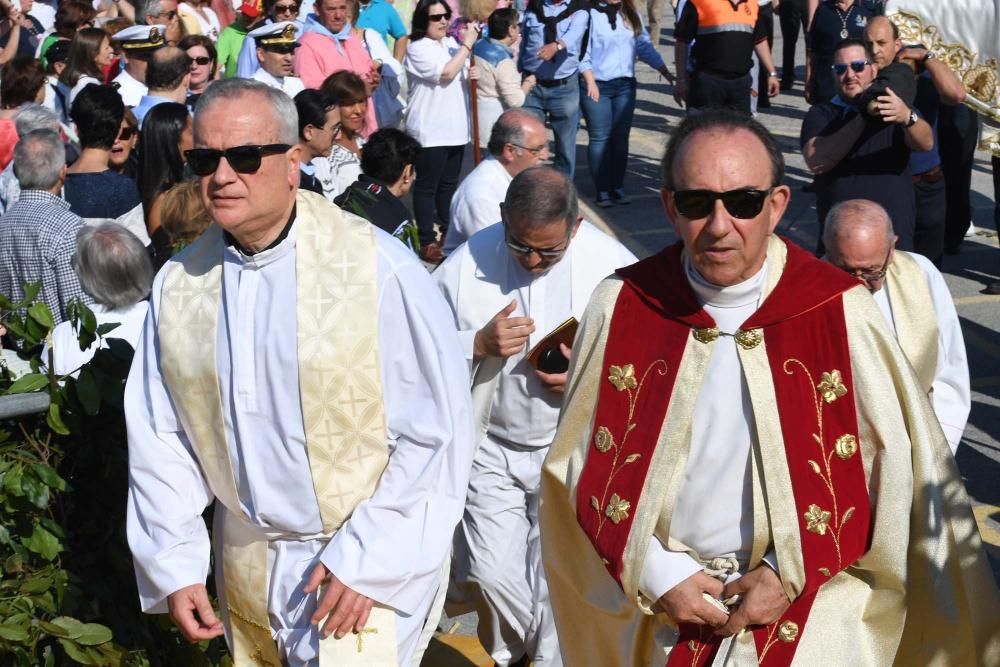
[125,78,475,666]
[540,111,1000,666]
[434,167,637,666]
[823,198,970,453]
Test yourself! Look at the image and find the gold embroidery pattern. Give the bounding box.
[354,627,378,653]
[778,621,799,643]
[228,605,278,667]
[589,360,668,537]
[687,626,713,666]
[784,361,858,574]
[757,621,781,664]
[834,434,858,460]
[890,9,999,114]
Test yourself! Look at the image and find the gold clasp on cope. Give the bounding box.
[734,328,762,350]
[692,327,720,344]
[778,620,799,643]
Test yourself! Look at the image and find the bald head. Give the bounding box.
[823,200,897,291]
[864,16,901,68]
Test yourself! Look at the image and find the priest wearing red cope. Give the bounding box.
[540,110,1000,666]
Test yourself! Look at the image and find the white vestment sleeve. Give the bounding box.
[914,254,970,452]
[638,535,703,602]
[125,272,215,614]
[319,238,475,616]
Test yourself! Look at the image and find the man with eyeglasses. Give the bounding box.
[137,0,182,45]
[443,109,551,257]
[541,110,1000,666]
[800,38,932,254]
[822,198,969,453]
[125,78,475,666]
[249,21,306,96]
[435,166,636,667]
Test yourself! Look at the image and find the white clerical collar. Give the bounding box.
[684,256,767,309]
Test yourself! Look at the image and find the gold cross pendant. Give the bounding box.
[354,627,378,653]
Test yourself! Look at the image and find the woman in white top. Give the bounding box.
[178,0,221,41]
[402,0,478,264]
[59,27,114,107]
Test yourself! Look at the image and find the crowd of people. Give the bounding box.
[0,0,999,664]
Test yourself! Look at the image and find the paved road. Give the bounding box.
[426,14,1000,664]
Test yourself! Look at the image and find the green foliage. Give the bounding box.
[0,288,230,666]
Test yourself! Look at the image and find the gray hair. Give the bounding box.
[13,130,65,190]
[504,166,578,230]
[823,199,896,250]
[487,109,538,158]
[138,0,170,21]
[194,78,298,146]
[72,223,154,310]
[15,104,60,137]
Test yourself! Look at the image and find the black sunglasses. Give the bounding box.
[273,2,298,12]
[190,55,212,66]
[831,60,870,75]
[117,126,136,141]
[672,188,773,219]
[264,44,297,55]
[185,144,291,176]
[428,11,451,21]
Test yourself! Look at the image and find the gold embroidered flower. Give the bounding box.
[608,364,637,391]
[834,434,858,460]
[803,504,831,535]
[817,370,847,403]
[778,621,799,643]
[594,426,614,453]
[605,494,631,524]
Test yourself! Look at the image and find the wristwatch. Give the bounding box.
[767,71,778,78]
[905,110,919,127]
[555,41,564,51]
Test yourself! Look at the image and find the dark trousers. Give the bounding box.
[412,144,465,246]
[689,70,752,116]
[778,0,807,86]
[913,177,946,267]
[756,3,774,105]
[939,104,980,251]
[994,156,1000,237]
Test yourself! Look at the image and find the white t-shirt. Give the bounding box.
[403,36,470,148]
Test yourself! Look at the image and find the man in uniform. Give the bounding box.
[125,78,474,666]
[249,20,307,97]
[435,167,636,666]
[673,0,781,114]
[111,25,166,107]
[823,199,969,452]
[541,110,1000,665]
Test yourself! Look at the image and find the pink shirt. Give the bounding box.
[294,31,379,137]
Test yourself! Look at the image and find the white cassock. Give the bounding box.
[434,221,636,666]
[112,69,148,108]
[125,225,475,666]
[252,67,306,97]
[442,157,512,257]
[874,250,970,452]
[638,260,782,632]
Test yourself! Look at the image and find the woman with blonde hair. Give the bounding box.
[158,180,212,251]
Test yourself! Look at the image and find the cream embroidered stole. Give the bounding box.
[157,190,395,665]
[885,251,938,393]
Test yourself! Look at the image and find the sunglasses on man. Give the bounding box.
[831,60,871,76]
[185,144,291,176]
[264,44,298,55]
[671,188,773,219]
